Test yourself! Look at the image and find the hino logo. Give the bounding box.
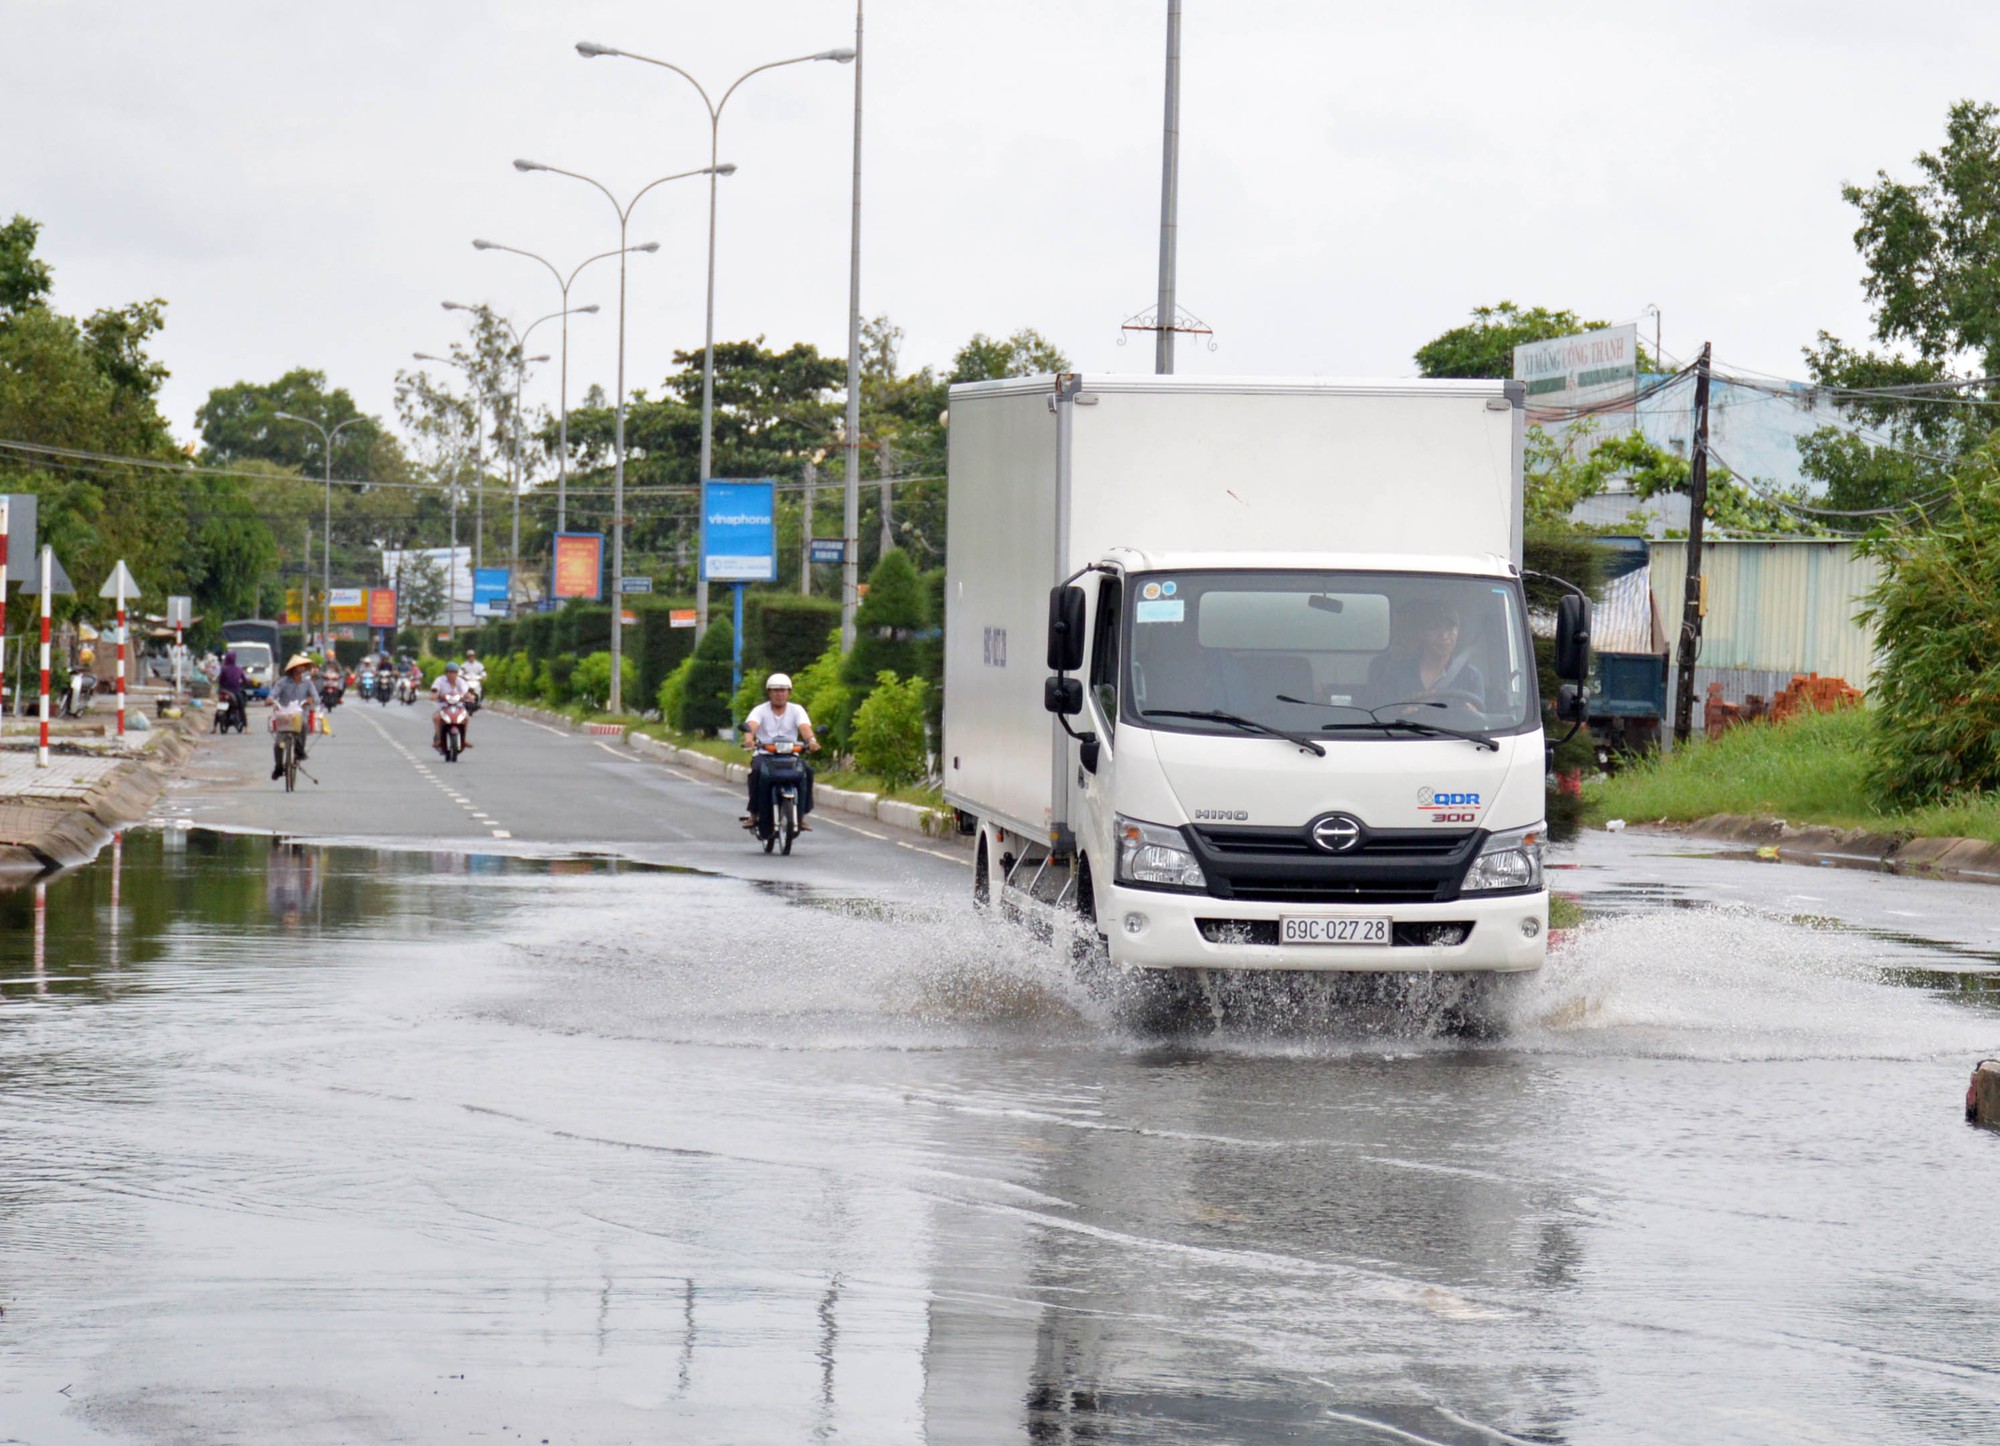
[1309,814,1365,853]
[1193,808,1249,821]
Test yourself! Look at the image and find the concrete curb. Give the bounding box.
[0,713,204,874]
[1641,811,2000,886]
[487,700,958,842]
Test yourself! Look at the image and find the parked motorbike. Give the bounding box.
[437,699,470,763]
[59,669,97,719]
[751,742,811,856]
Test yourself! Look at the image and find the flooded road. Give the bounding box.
[3,826,1998,1444]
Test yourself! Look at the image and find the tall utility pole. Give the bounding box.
[840,0,865,651]
[800,458,817,596]
[1672,341,1713,748]
[1154,0,1183,376]
[876,439,895,559]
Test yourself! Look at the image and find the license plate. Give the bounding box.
[1279,915,1391,945]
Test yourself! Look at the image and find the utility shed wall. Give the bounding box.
[1652,539,1881,729]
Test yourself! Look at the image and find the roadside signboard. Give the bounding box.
[1513,323,1639,427]
[552,533,604,600]
[619,575,654,594]
[166,595,193,627]
[367,588,397,628]
[472,567,510,617]
[328,586,368,624]
[809,537,845,566]
[669,608,697,629]
[700,480,777,582]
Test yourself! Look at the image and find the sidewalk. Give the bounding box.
[0,693,201,873]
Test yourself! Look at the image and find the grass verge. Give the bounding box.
[1583,706,2000,845]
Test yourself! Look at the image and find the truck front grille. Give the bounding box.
[1187,824,1481,905]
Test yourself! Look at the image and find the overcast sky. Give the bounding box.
[8,0,1999,445]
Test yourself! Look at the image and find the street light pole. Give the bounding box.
[841,1,864,650]
[575,38,853,636]
[513,158,731,713]
[274,410,371,650]
[444,299,572,609]
[472,239,655,539]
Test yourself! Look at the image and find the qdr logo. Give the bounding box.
[1418,786,1481,824]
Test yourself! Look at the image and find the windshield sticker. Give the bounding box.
[1136,599,1185,624]
[1161,580,1177,596]
[1141,581,1161,600]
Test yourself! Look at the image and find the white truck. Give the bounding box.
[942,374,1590,1001]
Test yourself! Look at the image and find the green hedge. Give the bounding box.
[515,612,556,661]
[556,602,613,656]
[634,601,698,709]
[746,594,840,678]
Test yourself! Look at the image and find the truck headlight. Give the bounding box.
[1462,822,1544,893]
[1114,814,1207,891]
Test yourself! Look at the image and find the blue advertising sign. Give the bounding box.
[809,537,845,566]
[700,480,777,583]
[472,567,510,617]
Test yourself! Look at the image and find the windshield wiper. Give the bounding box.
[1140,708,1326,757]
[1273,693,1500,752]
[1319,718,1499,752]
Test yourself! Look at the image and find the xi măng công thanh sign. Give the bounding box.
[552,533,604,601]
[1513,323,1638,429]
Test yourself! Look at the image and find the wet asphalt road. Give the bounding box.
[1,712,1998,1444]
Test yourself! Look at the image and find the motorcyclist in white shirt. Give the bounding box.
[740,672,819,832]
[432,661,475,753]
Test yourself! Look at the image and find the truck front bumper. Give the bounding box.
[1102,882,1547,973]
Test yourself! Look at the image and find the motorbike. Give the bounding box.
[751,742,811,856]
[463,677,484,714]
[376,670,395,705]
[59,669,97,719]
[437,699,470,763]
[396,673,418,705]
[213,688,249,734]
[318,677,344,711]
[358,670,377,702]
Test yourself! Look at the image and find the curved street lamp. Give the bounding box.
[512,158,732,713]
[472,238,658,537]
[412,349,505,640]
[575,39,852,634]
[273,410,373,648]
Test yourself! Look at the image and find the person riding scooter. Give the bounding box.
[214,650,249,732]
[740,672,819,834]
[432,661,475,754]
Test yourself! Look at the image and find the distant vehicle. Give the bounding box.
[1586,536,1669,763]
[221,618,283,662]
[231,642,275,699]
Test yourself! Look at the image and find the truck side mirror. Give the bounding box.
[1554,594,1592,683]
[1047,585,1087,672]
[1556,682,1589,724]
[1044,676,1084,715]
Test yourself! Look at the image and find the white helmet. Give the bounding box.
[766,672,793,690]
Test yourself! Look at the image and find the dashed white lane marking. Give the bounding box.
[593,742,629,760]
[360,710,514,840]
[896,839,967,864]
[810,813,889,841]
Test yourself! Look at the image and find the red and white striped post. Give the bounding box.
[114,570,127,738]
[38,543,52,768]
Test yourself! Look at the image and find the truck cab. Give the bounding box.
[1039,550,1566,974]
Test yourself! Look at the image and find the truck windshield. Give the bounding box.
[1122,569,1537,742]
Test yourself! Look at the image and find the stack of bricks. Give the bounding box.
[1769,672,1864,724]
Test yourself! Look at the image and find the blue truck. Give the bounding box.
[1588,536,1669,762]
